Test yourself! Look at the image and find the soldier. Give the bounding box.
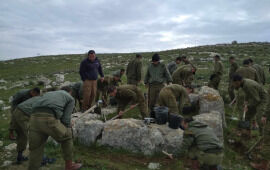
[208,55,223,90]
[28,87,82,170]
[13,96,41,164]
[235,59,260,82]
[232,74,268,134]
[69,82,83,111]
[181,56,197,69]
[249,58,266,85]
[112,68,125,85]
[167,56,182,75]
[158,84,191,115]
[9,88,40,140]
[96,75,120,106]
[172,65,196,86]
[144,53,172,112]
[126,54,143,86]
[179,117,223,169]
[228,56,239,101]
[79,50,104,111]
[108,85,147,119]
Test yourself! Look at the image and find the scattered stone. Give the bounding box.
[3,106,11,110]
[37,76,51,86]
[0,100,4,105]
[148,162,160,169]
[4,143,17,151]
[0,79,7,84]
[0,86,7,90]
[0,141,3,147]
[198,86,226,128]
[60,81,72,88]
[1,160,12,167]
[55,74,65,84]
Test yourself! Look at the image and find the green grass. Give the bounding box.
[1,42,270,169]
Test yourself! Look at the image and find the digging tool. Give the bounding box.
[110,103,139,120]
[162,150,173,159]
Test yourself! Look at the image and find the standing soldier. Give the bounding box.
[179,118,223,170]
[13,96,41,164]
[126,54,143,86]
[249,58,266,85]
[9,88,40,140]
[235,59,260,82]
[108,85,147,119]
[228,57,239,101]
[167,57,182,75]
[96,75,120,106]
[79,50,104,111]
[208,55,223,90]
[232,74,268,135]
[172,65,196,86]
[144,53,172,112]
[28,88,82,170]
[158,84,191,115]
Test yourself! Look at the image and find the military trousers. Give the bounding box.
[208,75,221,90]
[82,80,97,111]
[14,108,29,152]
[9,107,16,131]
[148,83,164,111]
[158,88,180,114]
[188,147,223,166]
[28,112,73,170]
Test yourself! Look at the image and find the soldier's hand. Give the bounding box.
[130,104,137,109]
[261,116,267,125]
[100,77,104,82]
[119,111,124,116]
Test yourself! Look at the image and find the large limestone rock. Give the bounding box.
[193,111,223,142]
[100,119,183,155]
[198,86,226,128]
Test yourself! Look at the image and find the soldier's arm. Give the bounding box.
[61,95,75,127]
[256,90,268,119]
[144,66,150,84]
[178,90,190,114]
[179,131,194,156]
[247,87,260,108]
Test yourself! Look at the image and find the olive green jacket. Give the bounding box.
[167,61,178,75]
[144,62,172,84]
[229,62,239,80]
[252,64,266,85]
[172,65,194,84]
[126,58,142,82]
[70,82,83,100]
[213,61,223,76]
[179,121,223,156]
[11,89,32,111]
[97,76,118,92]
[242,79,268,119]
[236,66,260,83]
[32,90,75,127]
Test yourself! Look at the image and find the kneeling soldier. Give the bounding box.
[14,96,41,164]
[158,84,191,115]
[108,85,147,119]
[179,117,223,169]
[28,87,82,170]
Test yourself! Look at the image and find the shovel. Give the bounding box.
[110,103,138,120]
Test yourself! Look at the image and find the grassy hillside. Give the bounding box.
[0,42,270,170]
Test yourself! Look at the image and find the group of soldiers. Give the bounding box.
[7,49,270,169]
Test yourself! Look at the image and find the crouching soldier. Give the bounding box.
[179,117,223,170]
[108,85,147,119]
[28,87,82,170]
[9,88,40,140]
[158,84,191,115]
[69,82,83,111]
[13,96,41,164]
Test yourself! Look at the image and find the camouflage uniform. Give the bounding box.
[240,79,268,131]
[228,62,239,100]
[179,121,223,167]
[96,76,119,104]
[70,82,83,110]
[158,84,189,114]
[115,85,147,118]
[14,96,40,153]
[28,91,74,170]
[209,60,223,90]
[252,64,266,85]
[167,61,178,75]
[10,89,32,132]
[235,66,260,83]
[126,58,142,86]
[172,65,194,86]
[144,62,172,111]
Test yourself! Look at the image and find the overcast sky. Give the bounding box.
[0,0,269,60]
